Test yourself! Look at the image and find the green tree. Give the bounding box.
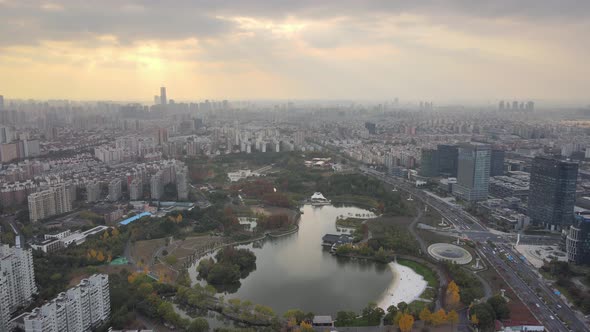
[487,295,510,320]
[187,318,209,332]
[336,311,357,326]
[284,309,306,324]
[470,303,495,330]
[397,301,408,313]
[383,305,399,325]
[362,302,385,325]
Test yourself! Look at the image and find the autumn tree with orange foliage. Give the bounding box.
[431,309,448,326]
[419,307,432,324]
[398,313,415,332]
[447,310,459,330]
[470,313,479,325]
[446,280,461,307]
[298,321,314,332]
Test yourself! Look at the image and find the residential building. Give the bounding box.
[28,190,56,222]
[0,126,13,144]
[176,166,188,200]
[27,184,72,222]
[52,184,72,217]
[150,172,163,200]
[129,179,142,200]
[0,274,10,332]
[452,143,491,202]
[0,143,18,163]
[155,128,168,146]
[23,274,110,332]
[528,157,578,230]
[0,244,37,316]
[86,181,102,203]
[108,179,122,202]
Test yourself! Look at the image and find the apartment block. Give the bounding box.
[23,274,110,332]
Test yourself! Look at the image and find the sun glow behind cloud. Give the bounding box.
[0,1,588,101]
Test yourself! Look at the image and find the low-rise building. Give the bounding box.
[31,226,109,253]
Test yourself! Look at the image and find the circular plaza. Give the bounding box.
[427,243,473,265]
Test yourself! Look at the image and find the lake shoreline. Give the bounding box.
[377,262,428,311]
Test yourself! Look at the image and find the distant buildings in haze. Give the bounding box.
[498,100,534,112]
[160,87,167,105]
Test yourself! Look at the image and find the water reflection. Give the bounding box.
[189,204,393,315]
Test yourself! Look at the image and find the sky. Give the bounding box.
[0,0,589,103]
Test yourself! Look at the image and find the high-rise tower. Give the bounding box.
[452,143,491,202]
[528,157,578,230]
[160,87,167,105]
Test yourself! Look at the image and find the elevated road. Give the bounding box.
[361,167,589,332]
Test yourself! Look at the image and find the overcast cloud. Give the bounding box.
[0,0,588,102]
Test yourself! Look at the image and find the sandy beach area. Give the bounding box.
[377,262,428,310]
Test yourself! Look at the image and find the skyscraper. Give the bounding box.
[452,143,491,202]
[528,157,578,230]
[419,148,439,177]
[490,149,505,176]
[437,144,459,177]
[0,95,4,111]
[566,212,590,265]
[160,87,167,105]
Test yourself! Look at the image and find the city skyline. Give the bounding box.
[0,1,589,102]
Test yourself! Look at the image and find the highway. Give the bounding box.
[361,167,590,332]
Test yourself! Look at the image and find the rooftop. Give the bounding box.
[119,212,152,225]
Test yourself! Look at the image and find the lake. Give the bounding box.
[189,204,393,316]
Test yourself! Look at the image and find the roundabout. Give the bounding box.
[427,243,473,265]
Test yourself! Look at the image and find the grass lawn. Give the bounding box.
[335,217,364,228]
[416,229,455,246]
[397,258,438,288]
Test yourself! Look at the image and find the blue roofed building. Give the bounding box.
[119,212,153,226]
